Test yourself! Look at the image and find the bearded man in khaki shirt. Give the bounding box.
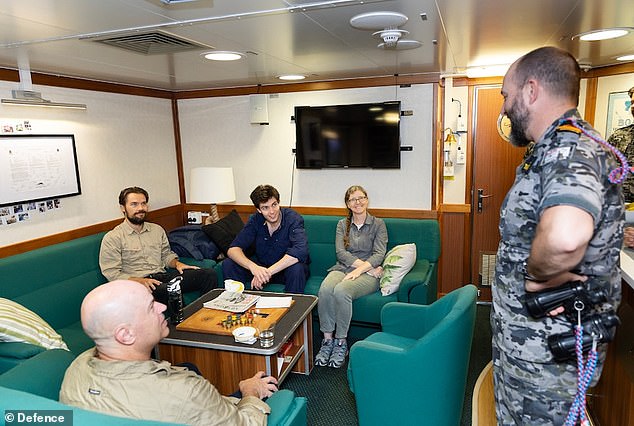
[60,280,278,425]
[99,186,216,308]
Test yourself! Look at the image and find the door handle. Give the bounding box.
[477,189,493,213]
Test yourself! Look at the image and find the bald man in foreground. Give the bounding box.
[60,280,278,425]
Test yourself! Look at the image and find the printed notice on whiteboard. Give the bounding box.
[0,135,81,207]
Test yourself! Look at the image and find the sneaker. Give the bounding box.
[315,339,334,366]
[328,339,348,368]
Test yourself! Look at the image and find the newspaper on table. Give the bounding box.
[203,291,260,313]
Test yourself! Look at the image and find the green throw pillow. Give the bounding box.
[0,298,69,351]
[380,243,417,296]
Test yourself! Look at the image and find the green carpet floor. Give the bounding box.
[280,303,492,425]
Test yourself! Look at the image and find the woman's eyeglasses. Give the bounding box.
[348,196,367,204]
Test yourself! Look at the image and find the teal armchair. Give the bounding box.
[0,348,307,426]
[347,284,478,426]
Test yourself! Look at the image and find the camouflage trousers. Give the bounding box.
[493,345,583,425]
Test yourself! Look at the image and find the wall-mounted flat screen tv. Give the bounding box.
[294,101,401,169]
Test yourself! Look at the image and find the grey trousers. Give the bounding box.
[317,270,379,339]
[492,343,607,425]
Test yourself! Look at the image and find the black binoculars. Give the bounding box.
[524,280,607,319]
[524,280,619,362]
[547,313,620,362]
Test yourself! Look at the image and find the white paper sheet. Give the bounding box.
[255,296,293,309]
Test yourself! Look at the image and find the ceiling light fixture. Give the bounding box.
[574,28,632,41]
[1,90,87,109]
[278,74,306,81]
[2,60,87,110]
[617,54,634,61]
[202,51,244,61]
[465,64,511,78]
[350,11,422,50]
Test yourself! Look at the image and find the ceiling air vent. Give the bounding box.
[92,30,210,55]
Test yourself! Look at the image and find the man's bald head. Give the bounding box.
[81,280,167,359]
[81,280,140,340]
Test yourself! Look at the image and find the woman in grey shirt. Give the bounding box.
[315,185,388,368]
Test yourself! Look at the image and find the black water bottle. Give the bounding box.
[167,276,184,324]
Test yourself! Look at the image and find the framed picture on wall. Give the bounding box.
[606,91,633,139]
[0,134,81,207]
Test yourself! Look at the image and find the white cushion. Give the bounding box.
[0,298,69,350]
[380,243,417,296]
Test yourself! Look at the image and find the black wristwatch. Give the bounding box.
[520,260,547,283]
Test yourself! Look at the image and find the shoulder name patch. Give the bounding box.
[543,146,573,164]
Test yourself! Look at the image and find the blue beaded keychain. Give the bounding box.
[564,301,598,426]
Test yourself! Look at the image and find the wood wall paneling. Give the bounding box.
[439,209,469,296]
[0,67,174,99]
[175,74,440,99]
[171,98,187,205]
[588,283,634,425]
[0,205,184,257]
[1,202,439,259]
[186,204,438,223]
[583,77,599,125]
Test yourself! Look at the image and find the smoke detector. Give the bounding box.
[373,28,408,47]
[350,11,421,50]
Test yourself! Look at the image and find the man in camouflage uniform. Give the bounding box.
[607,86,634,201]
[608,87,634,249]
[493,47,623,424]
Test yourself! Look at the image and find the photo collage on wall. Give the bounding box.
[0,198,62,226]
[1,118,66,226]
[2,120,32,134]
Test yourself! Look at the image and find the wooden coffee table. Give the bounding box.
[156,289,317,394]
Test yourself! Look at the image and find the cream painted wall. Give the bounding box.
[2,71,616,248]
[442,80,468,204]
[0,82,178,247]
[178,85,434,211]
[440,78,591,205]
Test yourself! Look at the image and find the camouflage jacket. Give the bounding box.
[607,124,634,202]
[492,109,623,363]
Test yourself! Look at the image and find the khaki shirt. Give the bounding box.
[99,221,179,281]
[60,349,270,426]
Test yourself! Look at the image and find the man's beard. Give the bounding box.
[127,211,146,225]
[507,99,532,147]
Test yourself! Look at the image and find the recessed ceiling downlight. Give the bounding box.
[202,51,244,61]
[575,28,631,41]
[278,74,306,81]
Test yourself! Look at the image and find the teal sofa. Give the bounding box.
[231,215,441,337]
[0,348,307,426]
[0,232,306,425]
[0,232,215,373]
[0,232,215,371]
[347,284,478,425]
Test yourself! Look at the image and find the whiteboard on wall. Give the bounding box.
[0,134,81,206]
